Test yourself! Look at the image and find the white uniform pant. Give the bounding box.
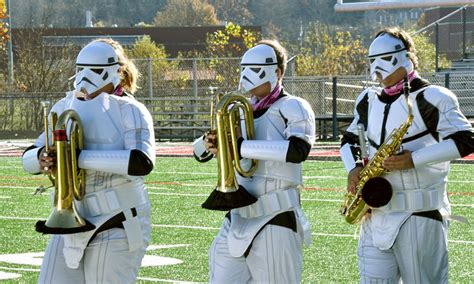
[358,214,448,284]
[209,217,303,284]
[38,203,151,284]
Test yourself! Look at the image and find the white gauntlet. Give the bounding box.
[78,150,131,175]
[22,147,42,174]
[412,139,461,168]
[241,140,289,162]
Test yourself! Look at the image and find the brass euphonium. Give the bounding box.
[36,102,95,234]
[341,78,414,224]
[201,91,259,211]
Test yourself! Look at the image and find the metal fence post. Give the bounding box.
[435,23,439,72]
[6,0,14,84]
[147,58,153,99]
[192,58,198,138]
[462,7,467,59]
[332,76,338,141]
[286,56,296,95]
[445,72,450,89]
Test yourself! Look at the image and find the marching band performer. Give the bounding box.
[194,39,315,283]
[340,27,474,283]
[22,39,155,283]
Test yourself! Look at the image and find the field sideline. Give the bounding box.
[0,156,472,283]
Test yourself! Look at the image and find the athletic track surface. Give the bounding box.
[1,140,473,163]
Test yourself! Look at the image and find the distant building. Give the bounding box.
[364,8,423,26]
[423,6,474,59]
[11,25,262,58]
[363,5,472,60]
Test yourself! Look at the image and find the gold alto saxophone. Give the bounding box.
[341,78,414,224]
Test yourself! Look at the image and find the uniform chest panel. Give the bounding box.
[253,106,286,140]
[67,95,124,149]
[367,96,411,143]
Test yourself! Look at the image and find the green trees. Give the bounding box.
[154,0,219,27]
[412,32,451,72]
[296,24,368,76]
[205,22,259,86]
[206,22,258,57]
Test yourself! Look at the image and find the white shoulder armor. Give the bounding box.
[420,86,471,138]
[238,94,314,189]
[421,85,459,109]
[278,95,316,145]
[118,96,156,162]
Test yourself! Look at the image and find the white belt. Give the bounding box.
[234,187,300,218]
[381,182,446,212]
[77,183,148,218]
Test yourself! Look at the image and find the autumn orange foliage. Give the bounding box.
[0,0,9,50]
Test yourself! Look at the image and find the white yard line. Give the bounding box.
[157,172,215,175]
[313,232,354,238]
[448,240,474,244]
[0,216,40,221]
[148,192,209,197]
[137,277,197,283]
[311,233,474,244]
[301,198,341,202]
[451,204,474,207]
[147,184,214,188]
[152,224,219,230]
[0,266,40,272]
[303,176,346,179]
[147,244,191,251]
[0,186,46,190]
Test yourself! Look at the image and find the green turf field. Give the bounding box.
[0,157,472,283]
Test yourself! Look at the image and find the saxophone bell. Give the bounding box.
[356,123,392,208]
[361,177,392,208]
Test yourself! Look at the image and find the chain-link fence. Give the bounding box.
[0,57,473,141]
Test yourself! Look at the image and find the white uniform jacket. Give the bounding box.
[195,91,316,257]
[22,91,156,268]
[340,78,474,249]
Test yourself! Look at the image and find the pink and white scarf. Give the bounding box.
[114,85,124,97]
[384,70,419,96]
[251,84,283,111]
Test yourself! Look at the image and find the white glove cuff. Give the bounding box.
[241,140,289,162]
[340,143,359,173]
[192,135,208,158]
[412,139,461,168]
[22,147,42,174]
[78,150,131,175]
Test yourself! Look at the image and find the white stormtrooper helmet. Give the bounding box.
[239,44,279,92]
[368,33,413,81]
[73,41,121,95]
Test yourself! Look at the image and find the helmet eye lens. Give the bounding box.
[381,56,392,62]
[250,67,261,73]
[91,68,104,74]
[77,67,84,72]
[369,58,375,64]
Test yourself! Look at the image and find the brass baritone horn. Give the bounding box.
[202,91,259,211]
[35,105,95,234]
